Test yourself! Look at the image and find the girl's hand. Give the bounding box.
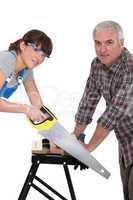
[25,105,46,122]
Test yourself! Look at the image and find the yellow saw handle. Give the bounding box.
[28,106,58,130]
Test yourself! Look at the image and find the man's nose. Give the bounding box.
[100,44,107,53]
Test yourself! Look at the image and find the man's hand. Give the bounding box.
[73,123,87,139]
[74,161,89,170]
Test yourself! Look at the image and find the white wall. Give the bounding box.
[0,0,132,199]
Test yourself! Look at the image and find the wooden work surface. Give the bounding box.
[31,148,81,165]
[32,146,65,155]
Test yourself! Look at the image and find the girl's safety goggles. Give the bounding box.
[27,43,49,58]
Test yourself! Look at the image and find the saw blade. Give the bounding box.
[38,122,110,179]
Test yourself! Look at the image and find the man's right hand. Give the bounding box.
[74,161,89,170]
[73,123,87,139]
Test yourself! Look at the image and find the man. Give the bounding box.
[73,21,133,200]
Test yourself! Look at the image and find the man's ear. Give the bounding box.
[20,41,26,51]
[120,39,124,47]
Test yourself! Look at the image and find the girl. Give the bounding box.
[0,29,52,121]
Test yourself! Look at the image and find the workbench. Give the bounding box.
[18,152,82,200]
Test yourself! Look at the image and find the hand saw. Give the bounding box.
[29,106,111,179]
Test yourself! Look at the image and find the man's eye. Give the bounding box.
[106,40,113,45]
[95,41,101,46]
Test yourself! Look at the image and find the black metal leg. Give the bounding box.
[18,161,40,200]
[31,183,55,200]
[35,176,67,200]
[63,164,77,200]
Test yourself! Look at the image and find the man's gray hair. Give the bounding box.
[93,21,124,41]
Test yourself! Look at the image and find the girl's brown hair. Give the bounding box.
[9,29,53,57]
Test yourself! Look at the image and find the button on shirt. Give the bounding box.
[75,48,133,167]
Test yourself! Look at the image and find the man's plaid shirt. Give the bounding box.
[75,48,133,167]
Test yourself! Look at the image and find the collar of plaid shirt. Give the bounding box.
[98,47,130,73]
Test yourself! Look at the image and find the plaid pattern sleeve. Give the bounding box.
[97,80,133,131]
[75,60,101,124]
[97,52,133,131]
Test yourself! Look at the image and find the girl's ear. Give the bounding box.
[20,41,26,51]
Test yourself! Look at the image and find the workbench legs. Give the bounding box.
[18,161,40,200]
[18,162,77,200]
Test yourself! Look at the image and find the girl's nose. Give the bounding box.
[36,52,45,63]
